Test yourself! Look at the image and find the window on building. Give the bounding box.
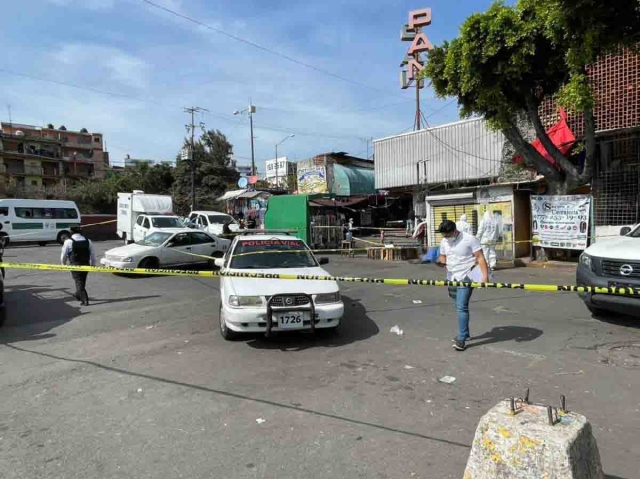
[94,136,100,143]
[31,180,38,186]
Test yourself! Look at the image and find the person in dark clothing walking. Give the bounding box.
[60,226,96,305]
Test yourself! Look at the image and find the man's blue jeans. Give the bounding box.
[448,278,473,341]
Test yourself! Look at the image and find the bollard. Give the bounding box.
[463,397,604,479]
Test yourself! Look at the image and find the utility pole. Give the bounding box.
[275,134,295,190]
[233,104,257,176]
[249,108,256,175]
[184,106,208,211]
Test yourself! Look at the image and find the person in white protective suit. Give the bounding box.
[476,211,500,270]
[456,214,471,234]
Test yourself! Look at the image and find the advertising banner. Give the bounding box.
[531,195,591,250]
[297,166,328,194]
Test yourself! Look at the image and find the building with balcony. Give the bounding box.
[0,122,109,193]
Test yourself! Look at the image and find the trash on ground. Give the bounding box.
[412,300,422,304]
[438,376,456,384]
[256,418,266,424]
[137,388,143,393]
[145,325,154,330]
[390,325,404,336]
[404,365,415,370]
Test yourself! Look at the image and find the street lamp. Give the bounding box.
[233,104,257,176]
[275,134,295,190]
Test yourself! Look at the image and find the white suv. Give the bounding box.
[188,211,241,236]
[577,224,640,317]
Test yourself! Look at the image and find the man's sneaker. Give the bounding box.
[452,336,472,342]
[452,340,466,351]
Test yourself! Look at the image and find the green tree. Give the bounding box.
[174,129,239,213]
[422,0,640,194]
[125,162,175,195]
[67,163,176,213]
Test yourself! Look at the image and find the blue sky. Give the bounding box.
[1,0,497,172]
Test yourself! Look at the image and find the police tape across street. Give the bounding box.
[1,261,639,297]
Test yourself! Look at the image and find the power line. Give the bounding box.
[140,0,407,101]
[0,67,156,103]
[0,68,365,143]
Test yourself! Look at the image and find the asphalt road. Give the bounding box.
[1,241,639,479]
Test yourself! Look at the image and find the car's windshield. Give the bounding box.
[208,214,233,225]
[628,225,640,238]
[229,238,318,269]
[138,231,172,246]
[151,217,182,228]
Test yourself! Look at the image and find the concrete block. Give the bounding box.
[464,399,604,479]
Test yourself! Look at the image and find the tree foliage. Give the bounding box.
[422,0,640,193]
[173,129,239,213]
[67,163,176,213]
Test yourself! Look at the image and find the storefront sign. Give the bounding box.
[531,195,591,250]
[297,166,328,194]
[400,8,433,89]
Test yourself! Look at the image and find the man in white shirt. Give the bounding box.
[437,220,489,351]
[60,226,96,305]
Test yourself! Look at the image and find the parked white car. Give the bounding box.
[101,229,230,269]
[215,233,344,340]
[577,224,640,317]
[188,211,241,236]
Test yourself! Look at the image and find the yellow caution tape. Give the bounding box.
[1,261,639,297]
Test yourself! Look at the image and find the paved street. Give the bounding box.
[1,241,639,479]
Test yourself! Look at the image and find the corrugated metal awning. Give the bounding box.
[218,189,247,201]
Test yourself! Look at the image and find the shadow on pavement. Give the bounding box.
[0,283,160,342]
[466,325,543,349]
[0,285,82,341]
[1,342,470,450]
[245,295,379,351]
[605,475,629,479]
[591,311,640,329]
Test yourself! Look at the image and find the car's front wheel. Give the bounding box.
[138,257,159,269]
[219,304,238,340]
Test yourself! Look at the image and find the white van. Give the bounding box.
[0,199,81,246]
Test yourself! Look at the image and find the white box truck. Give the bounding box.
[117,191,176,244]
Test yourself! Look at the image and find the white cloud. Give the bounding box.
[45,0,116,10]
[53,43,150,90]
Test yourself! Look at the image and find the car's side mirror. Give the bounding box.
[318,257,329,265]
[620,226,632,236]
[166,241,175,248]
[214,258,225,268]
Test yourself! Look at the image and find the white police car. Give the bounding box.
[214,234,344,340]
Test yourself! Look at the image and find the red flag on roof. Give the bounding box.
[513,108,576,168]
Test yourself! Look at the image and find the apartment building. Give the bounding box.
[0,122,109,193]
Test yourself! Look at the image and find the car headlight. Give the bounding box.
[315,292,341,304]
[579,253,593,271]
[228,295,263,307]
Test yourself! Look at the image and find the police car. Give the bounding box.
[214,233,344,340]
